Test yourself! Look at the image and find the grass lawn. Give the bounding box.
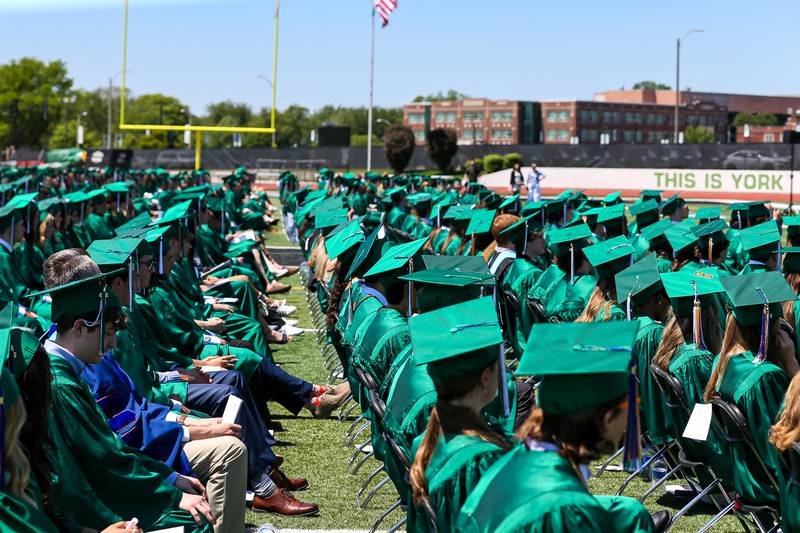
[251,219,742,532]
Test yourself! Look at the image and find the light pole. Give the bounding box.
[256,75,277,148]
[674,29,703,144]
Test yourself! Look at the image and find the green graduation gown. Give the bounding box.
[47,354,211,532]
[635,317,670,446]
[712,351,789,503]
[0,492,59,533]
[503,259,543,356]
[407,434,505,533]
[83,212,116,241]
[457,443,654,533]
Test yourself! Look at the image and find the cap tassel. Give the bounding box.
[406,260,413,318]
[80,204,85,224]
[0,386,6,489]
[116,194,121,212]
[9,215,14,244]
[158,236,164,275]
[128,260,134,310]
[98,285,108,357]
[569,242,575,284]
[25,205,31,234]
[692,281,706,350]
[708,237,713,265]
[522,224,529,256]
[777,240,783,273]
[754,287,769,364]
[221,212,226,235]
[622,356,642,473]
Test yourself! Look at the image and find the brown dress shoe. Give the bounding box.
[312,382,352,419]
[264,281,291,294]
[270,467,309,491]
[252,490,319,516]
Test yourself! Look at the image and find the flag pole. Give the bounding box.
[367,4,376,172]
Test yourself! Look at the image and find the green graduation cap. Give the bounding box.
[5,192,38,211]
[363,237,427,279]
[345,225,387,280]
[26,271,121,356]
[406,193,432,207]
[498,213,541,250]
[695,206,721,223]
[519,320,640,415]
[597,203,627,230]
[660,268,725,347]
[641,218,672,246]
[780,246,800,273]
[324,219,365,260]
[721,272,794,361]
[115,212,154,237]
[615,254,663,315]
[498,194,520,212]
[151,200,193,228]
[383,186,407,202]
[9,326,41,381]
[86,237,143,307]
[84,188,109,204]
[399,268,489,313]
[665,224,699,254]
[103,181,131,194]
[602,191,623,205]
[640,190,663,203]
[420,255,494,287]
[410,296,503,386]
[519,200,544,217]
[739,220,781,261]
[465,209,496,237]
[583,235,635,279]
[315,208,350,234]
[660,194,685,217]
[629,200,659,229]
[693,219,729,259]
[547,223,592,257]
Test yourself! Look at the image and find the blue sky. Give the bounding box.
[0,0,798,114]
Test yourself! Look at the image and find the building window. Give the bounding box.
[546,111,559,122]
[687,115,697,126]
[655,114,665,126]
[491,111,513,121]
[435,111,456,123]
[646,113,656,125]
[407,113,425,125]
[463,129,484,141]
[557,129,569,141]
[463,111,484,122]
[580,129,598,142]
[764,133,775,143]
[490,129,513,139]
[546,130,556,141]
[414,131,426,141]
[590,111,599,123]
[559,111,569,122]
[624,112,635,124]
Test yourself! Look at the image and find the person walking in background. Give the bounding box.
[509,162,524,194]
[526,161,545,203]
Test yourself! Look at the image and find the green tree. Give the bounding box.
[632,81,671,90]
[683,125,716,144]
[483,154,505,173]
[412,90,469,102]
[383,125,415,173]
[426,128,458,171]
[120,93,191,149]
[201,100,253,148]
[0,57,74,148]
[732,112,778,127]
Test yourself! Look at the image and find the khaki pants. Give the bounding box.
[183,436,248,533]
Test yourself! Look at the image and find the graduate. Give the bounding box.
[576,235,635,322]
[29,271,216,532]
[615,255,671,447]
[704,272,797,504]
[408,297,512,533]
[769,372,800,533]
[738,219,781,274]
[456,321,663,533]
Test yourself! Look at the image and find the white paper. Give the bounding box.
[200,366,223,373]
[216,297,238,304]
[148,527,184,533]
[682,402,713,441]
[221,395,243,424]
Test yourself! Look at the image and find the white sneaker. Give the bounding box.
[282,319,299,327]
[275,304,296,316]
[279,324,304,336]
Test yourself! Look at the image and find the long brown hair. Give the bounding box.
[515,402,624,468]
[653,305,723,371]
[704,313,782,402]
[4,402,31,501]
[409,364,511,509]
[576,278,617,322]
[782,272,800,326]
[770,372,800,451]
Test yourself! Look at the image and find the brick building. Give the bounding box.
[539,100,728,144]
[403,99,540,145]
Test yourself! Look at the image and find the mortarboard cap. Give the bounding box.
[665,223,699,254]
[325,219,365,260]
[410,296,503,386]
[519,321,639,415]
[660,194,685,217]
[548,223,592,257]
[583,235,635,279]
[721,271,794,327]
[739,220,781,260]
[615,254,663,311]
[695,206,721,223]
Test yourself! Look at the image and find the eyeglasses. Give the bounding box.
[139,259,156,272]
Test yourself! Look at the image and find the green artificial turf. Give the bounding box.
[249,215,744,531]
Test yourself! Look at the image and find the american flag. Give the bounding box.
[374,0,397,27]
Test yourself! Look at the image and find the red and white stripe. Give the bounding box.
[374,0,397,27]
